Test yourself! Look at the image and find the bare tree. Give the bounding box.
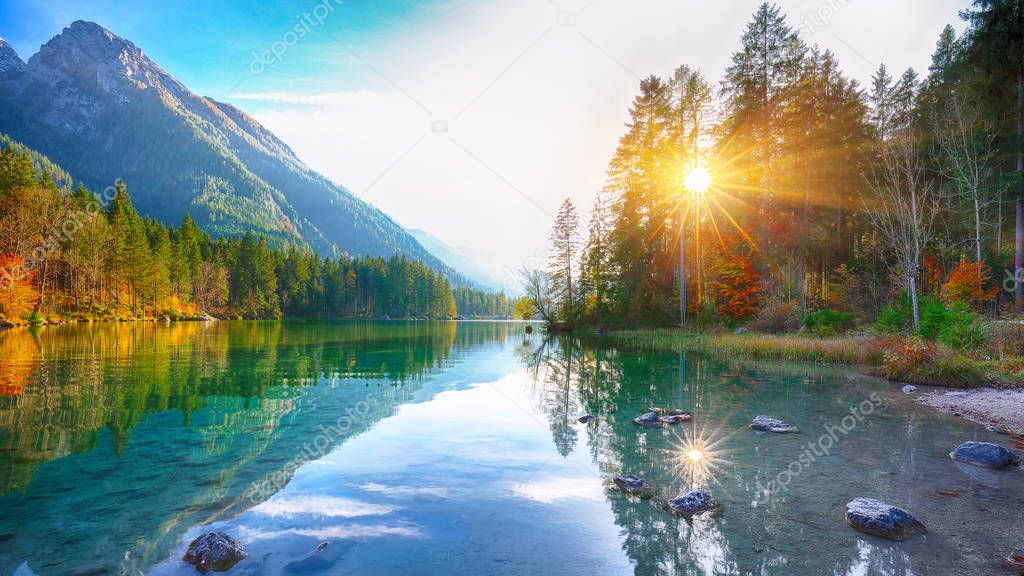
[519,267,555,325]
[936,92,998,264]
[862,127,939,331]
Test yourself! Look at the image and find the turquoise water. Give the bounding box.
[0,322,1020,575]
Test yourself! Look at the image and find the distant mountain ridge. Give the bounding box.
[0,22,475,285]
[407,228,505,291]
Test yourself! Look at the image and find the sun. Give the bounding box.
[683,164,713,196]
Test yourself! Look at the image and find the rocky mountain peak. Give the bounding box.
[28,20,184,96]
[0,38,26,74]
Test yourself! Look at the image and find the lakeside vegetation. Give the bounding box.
[0,139,510,325]
[518,2,1024,386]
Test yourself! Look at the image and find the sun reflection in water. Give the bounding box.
[661,419,737,490]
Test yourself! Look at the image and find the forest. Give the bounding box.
[0,139,511,323]
[526,1,1023,350]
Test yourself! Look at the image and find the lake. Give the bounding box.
[0,321,1020,575]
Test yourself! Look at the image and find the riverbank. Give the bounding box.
[0,313,216,330]
[916,387,1024,435]
[604,328,1024,427]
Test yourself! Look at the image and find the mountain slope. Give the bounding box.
[0,22,464,281]
[408,228,504,291]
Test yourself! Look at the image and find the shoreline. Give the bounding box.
[915,387,1024,436]
[601,328,1024,435]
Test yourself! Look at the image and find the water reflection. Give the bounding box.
[520,336,1024,576]
[0,321,509,575]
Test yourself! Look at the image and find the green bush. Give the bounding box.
[23,310,44,326]
[938,309,989,353]
[873,294,950,340]
[803,309,854,336]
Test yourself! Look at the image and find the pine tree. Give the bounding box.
[548,198,580,322]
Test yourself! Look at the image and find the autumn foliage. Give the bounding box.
[0,254,37,320]
[713,252,764,321]
[940,261,998,309]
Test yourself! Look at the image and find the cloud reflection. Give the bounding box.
[254,495,396,518]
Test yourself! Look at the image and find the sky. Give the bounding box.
[1,0,971,290]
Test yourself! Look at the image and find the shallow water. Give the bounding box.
[0,322,1020,575]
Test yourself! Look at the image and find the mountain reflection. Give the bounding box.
[0,320,508,574]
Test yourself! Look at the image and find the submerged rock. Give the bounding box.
[665,488,718,518]
[901,385,917,394]
[182,532,247,573]
[659,413,693,424]
[613,475,654,498]
[750,415,800,434]
[845,498,926,540]
[633,411,662,427]
[949,441,1021,469]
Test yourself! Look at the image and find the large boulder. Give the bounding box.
[750,415,800,434]
[182,532,247,573]
[613,475,654,498]
[665,488,718,519]
[949,441,1021,469]
[845,498,926,541]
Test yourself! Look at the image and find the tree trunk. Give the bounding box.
[1015,73,1023,313]
[909,273,921,333]
[679,206,686,325]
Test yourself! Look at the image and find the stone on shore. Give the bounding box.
[845,497,926,541]
[182,532,247,573]
[750,415,800,434]
[613,475,654,498]
[665,488,718,518]
[949,441,1021,469]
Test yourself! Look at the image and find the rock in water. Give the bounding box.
[578,414,596,424]
[182,532,247,573]
[633,411,662,427]
[666,488,718,519]
[612,475,654,498]
[901,385,917,394]
[750,415,800,434]
[949,441,1021,469]
[659,413,693,424]
[845,498,926,540]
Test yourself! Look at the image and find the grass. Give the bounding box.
[606,328,999,388]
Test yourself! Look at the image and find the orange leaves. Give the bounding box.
[713,252,764,321]
[940,260,998,309]
[0,254,37,320]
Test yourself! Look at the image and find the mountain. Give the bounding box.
[408,228,505,291]
[0,22,466,282]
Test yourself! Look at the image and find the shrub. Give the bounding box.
[750,299,801,333]
[873,294,950,340]
[992,322,1024,358]
[938,310,989,353]
[940,261,998,310]
[878,336,983,387]
[803,308,855,336]
[23,310,44,326]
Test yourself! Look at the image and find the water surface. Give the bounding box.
[0,322,1020,575]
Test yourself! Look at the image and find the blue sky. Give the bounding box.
[1,0,973,288]
[0,0,439,100]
